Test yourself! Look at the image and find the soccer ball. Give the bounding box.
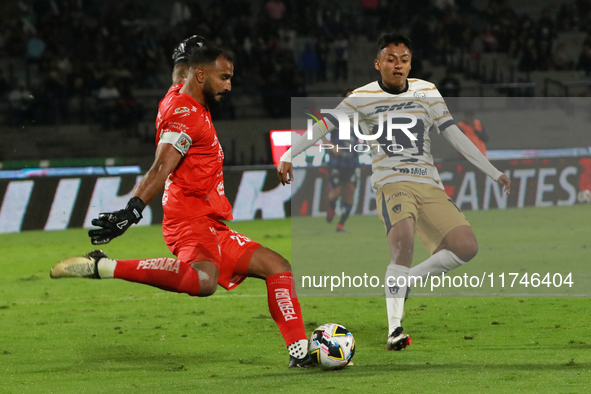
[308,323,355,370]
[578,189,591,203]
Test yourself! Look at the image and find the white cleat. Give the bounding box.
[50,250,107,279]
[387,327,411,351]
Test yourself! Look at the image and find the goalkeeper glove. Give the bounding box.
[172,35,205,64]
[88,197,145,245]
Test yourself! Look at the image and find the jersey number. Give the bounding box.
[230,234,251,246]
[374,118,425,162]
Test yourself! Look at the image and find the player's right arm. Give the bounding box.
[131,144,182,204]
[88,145,182,245]
[277,121,332,185]
[277,97,357,185]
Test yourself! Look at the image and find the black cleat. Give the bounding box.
[386,326,411,351]
[288,353,315,368]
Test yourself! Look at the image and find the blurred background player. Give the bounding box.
[50,36,313,369]
[324,88,360,232]
[457,110,489,157]
[277,33,511,352]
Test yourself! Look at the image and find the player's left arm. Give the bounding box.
[442,125,510,194]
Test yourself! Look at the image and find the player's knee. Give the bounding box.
[457,238,478,262]
[272,256,292,275]
[198,273,218,297]
[198,281,217,297]
[190,263,219,297]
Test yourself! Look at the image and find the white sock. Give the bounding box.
[408,249,466,282]
[385,263,409,334]
[97,258,117,279]
[288,339,309,358]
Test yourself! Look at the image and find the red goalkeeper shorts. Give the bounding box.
[163,216,261,290]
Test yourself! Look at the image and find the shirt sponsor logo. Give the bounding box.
[168,122,189,131]
[275,288,297,321]
[217,181,225,195]
[174,107,190,114]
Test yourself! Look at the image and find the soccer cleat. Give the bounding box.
[336,224,346,232]
[386,327,411,351]
[326,206,335,223]
[288,353,315,368]
[50,250,107,279]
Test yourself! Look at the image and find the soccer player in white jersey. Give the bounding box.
[277,33,511,350]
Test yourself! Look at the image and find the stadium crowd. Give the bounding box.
[1,0,591,128]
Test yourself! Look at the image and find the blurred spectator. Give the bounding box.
[26,34,46,61]
[96,78,121,130]
[264,0,286,21]
[361,0,380,39]
[332,34,349,81]
[553,43,574,71]
[315,34,330,82]
[577,39,591,77]
[8,81,33,126]
[518,38,537,73]
[298,42,319,84]
[3,0,591,132]
[438,69,461,97]
[458,110,488,157]
[119,86,144,137]
[0,69,9,99]
[170,1,191,27]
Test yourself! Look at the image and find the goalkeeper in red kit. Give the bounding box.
[50,36,313,368]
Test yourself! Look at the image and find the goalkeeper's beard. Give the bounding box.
[203,79,226,111]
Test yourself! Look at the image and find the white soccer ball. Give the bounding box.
[577,189,591,203]
[308,323,355,370]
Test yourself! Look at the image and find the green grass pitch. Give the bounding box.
[1,205,590,393]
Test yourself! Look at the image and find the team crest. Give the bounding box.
[174,107,190,114]
[413,91,426,98]
[393,204,402,214]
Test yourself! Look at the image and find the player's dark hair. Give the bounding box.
[377,33,412,58]
[186,40,234,67]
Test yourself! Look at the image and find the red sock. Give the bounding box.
[114,257,200,296]
[266,272,307,346]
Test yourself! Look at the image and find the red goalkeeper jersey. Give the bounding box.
[155,84,233,223]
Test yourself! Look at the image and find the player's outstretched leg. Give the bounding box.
[51,250,218,297]
[50,250,106,279]
[408,226,476,282]
[247,246,314,368]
